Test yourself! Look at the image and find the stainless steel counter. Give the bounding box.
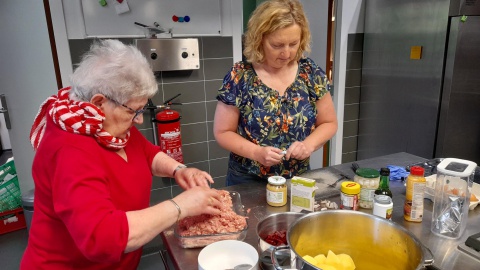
[160,152,480,269]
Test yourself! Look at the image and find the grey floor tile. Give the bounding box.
[138,252,166,270]
[0,228,28,270]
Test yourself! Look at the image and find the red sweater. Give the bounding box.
[21,115,160,269]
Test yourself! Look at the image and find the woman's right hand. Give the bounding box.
[173,187,222,218]
[255,146,285,166]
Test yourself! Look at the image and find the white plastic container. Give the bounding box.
[373,195,393,220]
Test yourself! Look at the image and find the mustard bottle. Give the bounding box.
[266,176,287,207]
[404,166,426,222]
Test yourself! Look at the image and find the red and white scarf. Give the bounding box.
[30,87,129,151]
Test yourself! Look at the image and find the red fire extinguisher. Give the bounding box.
[147,94,184,163]
[156,108,184,163]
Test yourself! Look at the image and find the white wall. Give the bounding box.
[302,0,329,70]
[0,98,12,150]
[52,0,239,89]
[0,1,58,193]
[330,0,364,165]
[62,0,224,38]
[301,0,330,169]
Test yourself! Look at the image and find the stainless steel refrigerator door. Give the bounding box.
[435,16,480,164]
[358,0,450,160]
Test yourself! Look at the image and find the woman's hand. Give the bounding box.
[285,141,313,161]
[174,187,222,217]
[175,168,214,190]
[255,146,285,166]
[124,186,221,251]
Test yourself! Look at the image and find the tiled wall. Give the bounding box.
[342,33,364,163]
[69,36,233,252]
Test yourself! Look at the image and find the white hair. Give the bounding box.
[69,39,157,103]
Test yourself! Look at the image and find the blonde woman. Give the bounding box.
[214,0,337,185]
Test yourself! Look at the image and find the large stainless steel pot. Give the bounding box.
[272,210,436,270]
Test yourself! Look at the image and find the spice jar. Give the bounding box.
[340,181,360,211]
[354,168,380,209]
[266,176,287,207]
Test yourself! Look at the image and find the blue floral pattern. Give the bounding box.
[217,57,330,179]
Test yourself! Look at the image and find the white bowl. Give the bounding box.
[198,240,259,270]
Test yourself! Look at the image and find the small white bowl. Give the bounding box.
[198,240,259,270]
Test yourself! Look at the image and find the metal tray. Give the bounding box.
[173,191,248,248]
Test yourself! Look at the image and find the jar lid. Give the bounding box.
[268,176,286,185]
[341,181,360,195]
[374,195,392,205]
[355,168,380,178]
[410,166,425,176]
[436,158,477,177]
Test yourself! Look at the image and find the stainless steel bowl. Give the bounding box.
[256,212,305,270]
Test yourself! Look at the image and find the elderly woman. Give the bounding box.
[214,0,338,186]
[21,39,221,269]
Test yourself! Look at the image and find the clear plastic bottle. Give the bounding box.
[404,166,426,222]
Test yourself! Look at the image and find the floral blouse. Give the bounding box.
[217,57,330,179]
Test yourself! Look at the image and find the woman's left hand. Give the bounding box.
[174,168,214,190]
[285,141,313,161]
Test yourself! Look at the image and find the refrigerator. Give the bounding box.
[358,0,480,164]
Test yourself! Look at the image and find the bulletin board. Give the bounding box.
[80,0,222,37]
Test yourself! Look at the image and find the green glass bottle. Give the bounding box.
[375,168,393,198]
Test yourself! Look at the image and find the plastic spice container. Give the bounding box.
[266,176,287,207]
[354,168,380,209]
[373,195,393,220]
[340,181,360,211]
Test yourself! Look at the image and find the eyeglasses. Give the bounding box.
[106,96,146,121]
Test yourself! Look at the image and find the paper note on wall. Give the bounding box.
[410,46,422,60]
[115,0,130,15]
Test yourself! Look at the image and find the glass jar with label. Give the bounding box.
[354,168,380,209]
[266,176,287,207]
